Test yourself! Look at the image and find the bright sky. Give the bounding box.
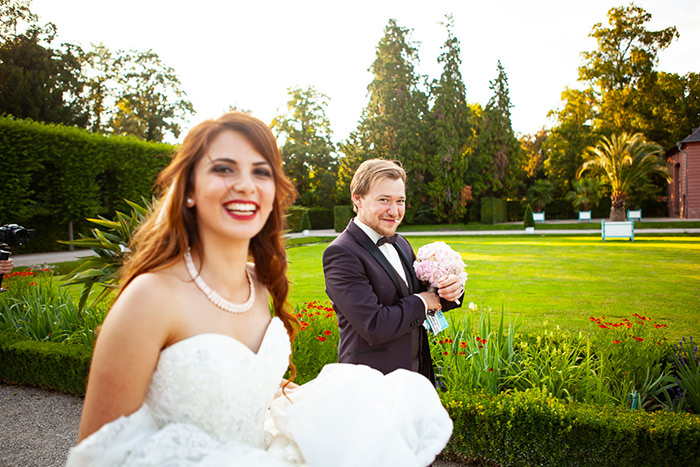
[31,0,700,144]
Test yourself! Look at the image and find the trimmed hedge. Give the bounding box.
[442,389,700,467]
[3,332,699,466]
[306,207,333,230]
[480,197,507,224]
[0,332,91,394]
[333,205,353,232]
[0,116,174,253]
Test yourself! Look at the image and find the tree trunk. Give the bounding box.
[610,192,626,222]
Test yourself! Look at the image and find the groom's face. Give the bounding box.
[353,176,406,237]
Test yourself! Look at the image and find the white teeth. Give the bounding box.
[226,203,256,213]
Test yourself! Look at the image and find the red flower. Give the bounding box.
[316,336,327,342]
[323,330,332,336]
[459,341,467,348]
[612,340,621,344]
[633,336,644,342]
[599,325,608,329]
[488,368,494,372]
[443,351,449,356]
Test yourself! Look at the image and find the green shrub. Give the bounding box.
[523,204,535,228]
[480,197,507,224]
[300,210,311,231]
[286,206,306,232]
[0,332,92,394]
[0,116,173,253]
[306,207,334,230]
[333,205,353,232]
[442,388,700,467]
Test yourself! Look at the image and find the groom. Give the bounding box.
[322,159,464,384]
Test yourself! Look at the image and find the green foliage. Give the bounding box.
[60,199,151,311]
[471,61,523,200]
[441,388,700,467]
[333,205,353,232]
[578,133,670,221]
[526,179,554,212]
[0,331,91,394]
[523,204,535,228]
[306,208,334,230]
[290,301,338,384]
[0,11,87,127]
[666,337,700,414]
[0,117,173,252]
[351,19,432,215]
[300,210,311,231]
[427,15,473,223]
[286,206,306,233]
[0,268,107,346]
[480,197,507,224]
[566,178,602,211]
[579,4,678,93]
[271,86,339,208]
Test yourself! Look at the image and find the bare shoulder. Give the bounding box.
[107,264,188,330]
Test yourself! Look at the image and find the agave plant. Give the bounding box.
[60,199,152,312]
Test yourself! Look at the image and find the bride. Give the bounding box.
[67,112,453,466]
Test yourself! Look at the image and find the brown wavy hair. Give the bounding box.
[119,112,298,352]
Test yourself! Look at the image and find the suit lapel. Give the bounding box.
[394,241,421,294]
[348,222,410,298]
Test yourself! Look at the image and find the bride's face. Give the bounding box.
[188,130,276,243]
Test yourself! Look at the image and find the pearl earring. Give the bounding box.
[186,198,194,207]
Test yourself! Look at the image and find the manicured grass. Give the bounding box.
[286,234,700,341]
[397,220,700,231]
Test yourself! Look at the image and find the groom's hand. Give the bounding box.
[436,274,464,303]
[418,291,441,313]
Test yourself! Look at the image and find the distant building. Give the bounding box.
[665,127,700,218]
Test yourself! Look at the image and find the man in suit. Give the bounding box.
[322,159,464,384]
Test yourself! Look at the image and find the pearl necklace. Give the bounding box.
[184,249,255,314]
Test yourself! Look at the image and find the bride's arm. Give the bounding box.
[77,274,172,441]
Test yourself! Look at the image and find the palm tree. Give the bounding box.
[526,179,553,213]
[577,133,669,221]
[566,178,602,212]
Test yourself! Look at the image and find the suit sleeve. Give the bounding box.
[323,242,426,347]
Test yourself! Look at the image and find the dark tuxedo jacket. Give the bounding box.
[322,220,462,383]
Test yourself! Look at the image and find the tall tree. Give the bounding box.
[107,49,194,142]
[471,61,522,199]
[349,19,431,221]
[428,14,473,223]
[543,87,599,197]
[580,4,678,92]
[577,132,669,221]
[0,0,87,126]
[271,86,338,208]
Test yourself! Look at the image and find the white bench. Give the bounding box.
[532,212,545,223]
[578,211,591,222]
[627,209,642,222]
[601,220,634,241]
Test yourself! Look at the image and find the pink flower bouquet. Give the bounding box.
[413,241,467,298]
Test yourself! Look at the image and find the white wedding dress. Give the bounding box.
[66,317,453,466]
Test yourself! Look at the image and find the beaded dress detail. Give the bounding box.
[66,317,453,466]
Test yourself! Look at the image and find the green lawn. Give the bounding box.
[286,234,700,341]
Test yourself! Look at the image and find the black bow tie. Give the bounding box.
[376,234,398,246]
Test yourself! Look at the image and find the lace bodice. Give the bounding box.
[144,317,291,448]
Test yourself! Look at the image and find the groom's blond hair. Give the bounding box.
[350,159,406,213]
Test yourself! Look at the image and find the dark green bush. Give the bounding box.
[0,116,173,253]
[300,210,311,231]
[442,388,700,467]
[286,206,306,232]
[0,332,92,394]
[306,207,334,230]
[333,205,353,232]
[480,197,507,224]
[523,204,535,228]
